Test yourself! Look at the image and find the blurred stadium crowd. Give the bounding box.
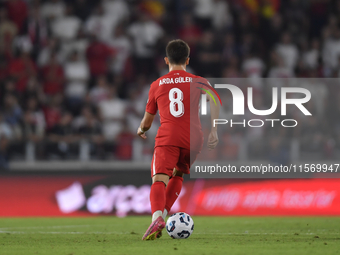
[0,0,340,167]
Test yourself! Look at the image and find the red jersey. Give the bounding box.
[146,70,207,151]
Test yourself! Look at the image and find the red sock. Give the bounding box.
[150,181,166,214]
[165,176,183,212]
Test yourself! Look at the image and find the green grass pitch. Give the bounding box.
[1,217,340,255]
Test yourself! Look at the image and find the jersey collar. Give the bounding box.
[168,70,187,75]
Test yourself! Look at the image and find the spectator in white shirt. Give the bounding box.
[302,38,320,70]
[0,113,12,169]
[64,51,89,108]
[102,0,129,23]
[40,0,65,19]
[322,28,340,71]
[275,32,299,71]
[85,5,119,42]
[268,51,294,89]
[37,38,63,67]
[193,0,214,29]
[211,0,233,31]
[99,87,126,140]
[242,52,265,90]
[106,24,132,75]
[128,12,163,75]
[51,5,81,41]
[243,54,265,77]
[59,29,89,63]
[89,75,110,104]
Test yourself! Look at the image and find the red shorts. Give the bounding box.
[151,146,200,177]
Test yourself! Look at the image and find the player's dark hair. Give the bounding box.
[166,39,190,65]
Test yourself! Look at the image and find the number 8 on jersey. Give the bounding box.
[169,88,184,117]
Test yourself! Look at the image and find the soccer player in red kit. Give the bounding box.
[137,39,219,240]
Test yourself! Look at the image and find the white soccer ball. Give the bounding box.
[166,212,194,239]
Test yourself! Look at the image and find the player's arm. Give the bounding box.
[137,112,155,139]
[137,82,157,139]
[207,90,219,150]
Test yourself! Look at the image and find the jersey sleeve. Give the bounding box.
[145,82,158,115]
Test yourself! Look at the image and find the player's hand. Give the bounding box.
[207,130,218,150]
[137,127,147,139]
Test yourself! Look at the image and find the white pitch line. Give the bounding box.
[0,224,105,231]
[0,231,126,235]
[0,231,339,235]
[195,232,340,235]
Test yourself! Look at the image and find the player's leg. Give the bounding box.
[163,148,200,218]
[150,174,169,222]
[163,169,184,219]
[142,174,168,240]
[142,146,179,240]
